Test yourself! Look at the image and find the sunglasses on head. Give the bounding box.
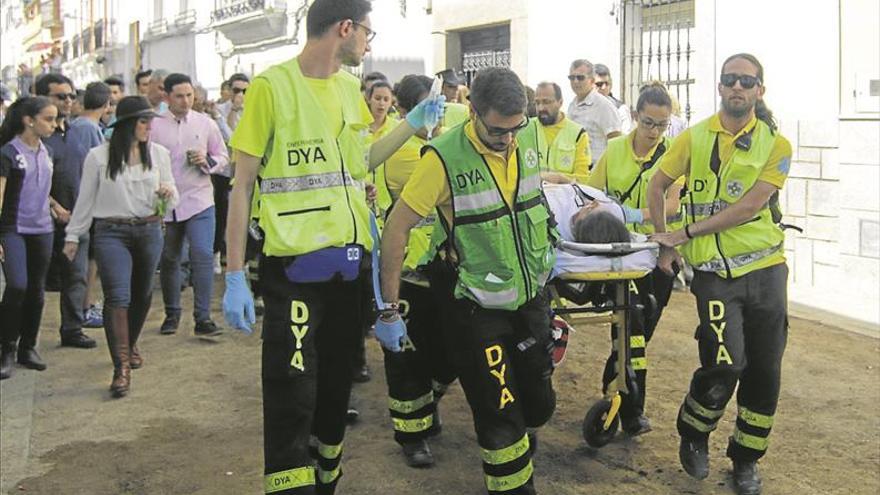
[51,93,77,101]
[567,74,587,82]
[232,87,247,95]
[477,112,530,137]
[720,73,761,89]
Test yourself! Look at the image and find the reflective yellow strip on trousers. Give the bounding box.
[389,391,434,414]
[686,394,725,420]
[680,410,716,433]
[317,441,343,460]
[317,466,341,484]
[392,414,434,433]
[481,434,530,465]
[630,336,646,348]
[265,466,315,493]
[733,428,770,451]
[485,461,534,492]
[630,357,647,370]
[739,407,774,429]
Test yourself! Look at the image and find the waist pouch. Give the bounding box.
[284,245,365,283]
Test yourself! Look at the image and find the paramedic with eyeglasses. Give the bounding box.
[647,53,793,495]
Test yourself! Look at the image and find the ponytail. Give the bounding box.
[0,96,53,147]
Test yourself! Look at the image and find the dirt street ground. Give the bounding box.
[1,283,878,495]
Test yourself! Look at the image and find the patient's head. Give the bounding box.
[572,210,631,244]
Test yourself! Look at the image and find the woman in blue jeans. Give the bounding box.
[64,96,177,397]
[0,96,61,380]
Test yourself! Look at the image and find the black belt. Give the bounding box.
[97,216,162,225]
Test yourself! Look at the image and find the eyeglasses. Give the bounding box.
[351,21,377,42]
[638,116,670,131]
[595,81,609,88]
[476,112,530,137]
[567,74,587,82]
[720,73,761,89]
[231,87,247,95]
[50,93,77,101]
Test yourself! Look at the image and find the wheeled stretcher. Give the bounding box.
[548,239,659,448]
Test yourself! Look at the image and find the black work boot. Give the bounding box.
[732,460,762,495]
[17,347,47,370]
[401,439,434,468]
[622,414,653,436]
[60,330,97,348]
[679,436,710,480]
[0,345,16,380]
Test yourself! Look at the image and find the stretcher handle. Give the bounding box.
[557,240,659,255]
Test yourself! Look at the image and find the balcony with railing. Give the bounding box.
[210,0,288,46]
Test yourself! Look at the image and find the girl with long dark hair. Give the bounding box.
[0,96,58,379]
[63,96,177,397]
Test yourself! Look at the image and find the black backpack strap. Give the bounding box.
[618,141,667,204]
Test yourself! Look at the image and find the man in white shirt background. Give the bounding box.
[566,59,622,167]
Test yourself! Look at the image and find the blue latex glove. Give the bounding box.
[223,271,255,334]
[405,95,447,130]
[374,313,407,352]
[621,205,644,224]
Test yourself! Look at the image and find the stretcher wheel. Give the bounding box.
[582,399,619,448]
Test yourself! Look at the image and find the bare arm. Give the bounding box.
[225,150,259,272]
[369,121,417,171]
[379,200,424,304]
[647,171,675,233]
[642,181,682,223]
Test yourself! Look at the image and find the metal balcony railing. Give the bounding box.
[147,18,168,36]
[175,9,197,26]
[211,0,266,23]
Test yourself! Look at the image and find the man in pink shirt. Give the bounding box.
[150,73,228,336]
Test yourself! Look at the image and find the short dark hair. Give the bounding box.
[135,69,153,85]
[83,81,112,110]
[364,71,387,83]
[220,80,232,91]
[34,73,74,96]
[594,63,611,79]
[536,81,562,101]
[104,76,124,91]
[227,73,250,85]
[570,59,594,77]
[636,81,672,112]
[394,75,432,112]
[163,73,193,94]
[469,67,527,117]
[306,0,372,39]
[572,210,631,245]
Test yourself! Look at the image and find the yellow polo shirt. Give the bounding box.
[541,113,591,181]
[657,113,792,187]
[385,134,428,201]
[400,122,519,224]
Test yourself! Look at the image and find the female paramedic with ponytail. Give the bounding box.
[648,53,792,495]
[586,81,683,437]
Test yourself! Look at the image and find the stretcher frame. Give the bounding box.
[550,240,659,448]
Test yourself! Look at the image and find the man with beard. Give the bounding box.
[648,53,792,495]
[527,81,591,182]
[221,0,445,492]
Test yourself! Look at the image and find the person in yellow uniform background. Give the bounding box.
[587,81,683,437]
[648,53,792,495]
[529,81,590,182]
[221,0,446,493]
[377,74,456,469]
[366,80,397,218]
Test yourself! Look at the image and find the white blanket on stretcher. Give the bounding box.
[543,182,658,277]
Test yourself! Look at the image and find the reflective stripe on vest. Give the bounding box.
[425,124,556,310]
[256,57,372,257]
[681,117,785,278]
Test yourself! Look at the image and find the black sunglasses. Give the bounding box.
[476,112,529,137]
[351,21,377,42]
[567,74,587,82]
[720,73,761,89]
[232,87,247,95]
[50,93,77,101]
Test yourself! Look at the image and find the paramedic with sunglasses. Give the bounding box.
[647,53,793,495]
[586,81,684,439]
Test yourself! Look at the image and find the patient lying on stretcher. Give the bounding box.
[542,181,657,276]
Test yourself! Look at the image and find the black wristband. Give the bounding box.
[684,224,694,239]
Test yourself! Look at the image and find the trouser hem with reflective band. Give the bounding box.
[429,257,552,494]
[315,440,343,487]
[265,466,315,494]
[383,281,457,444]
[600,268,672,420]
[260,255,366,495]
[678,263,788,462]
[483,434,534,494]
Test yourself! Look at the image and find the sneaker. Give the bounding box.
[732,460,762,495]
[622,415,653,436]
[550,315,571,368]
[160,315,180,335]
[60,330,97,349]
[213,252,222,275]
[402,439,434,468]
[679,437,710,480]
[194,319,223,337]
[82,305,104,328]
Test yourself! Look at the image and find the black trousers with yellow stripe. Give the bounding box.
[428,261,556,495]
[677,263,788,462]
[601,267,674,420]
[383,279,457,444]
[259,256,366,495]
